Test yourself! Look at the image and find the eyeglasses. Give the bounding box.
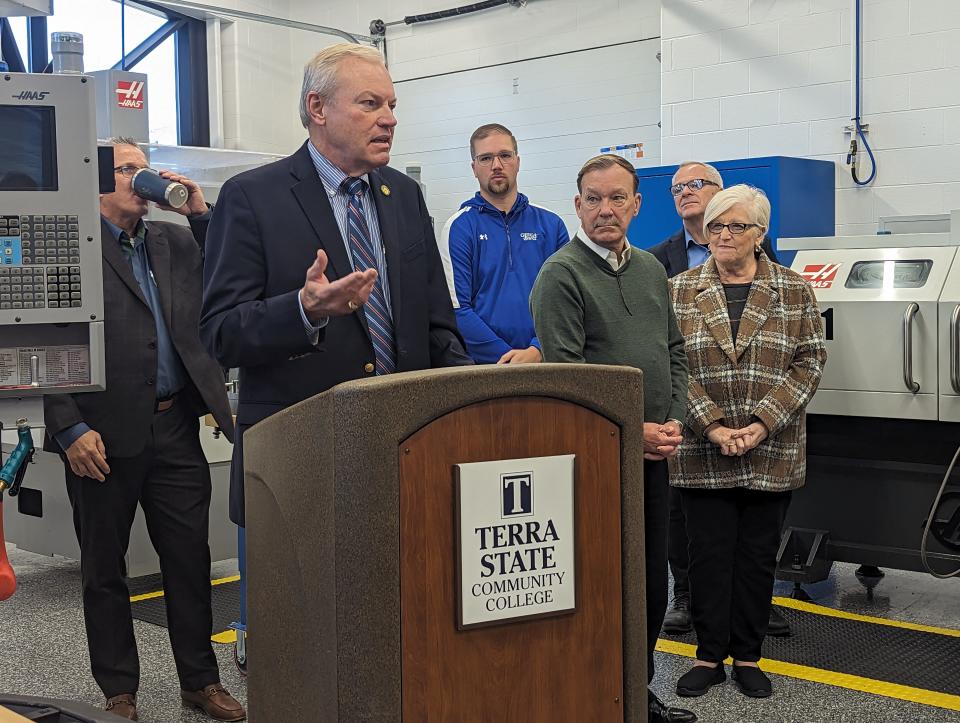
[474,151,517,166]
[670,179,719,196]
[113,165,152,177]
[706,222,759,236]
[581,193,633,210]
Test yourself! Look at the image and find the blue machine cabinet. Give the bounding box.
[628,156,836,266]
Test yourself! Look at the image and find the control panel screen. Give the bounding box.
[0,106,58,192]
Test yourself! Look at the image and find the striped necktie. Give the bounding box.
[342,177,396,375]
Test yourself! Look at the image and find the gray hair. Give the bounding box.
[106,137,141,149]
[673,160,723,189]
[703,184,771,233]
[299,43,385,128]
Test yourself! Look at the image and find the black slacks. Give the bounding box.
[680,486,791,663]
[667,486,689,599]
[63,400,219,698]
[644,459,670,682]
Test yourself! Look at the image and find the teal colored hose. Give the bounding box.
[0,422,34,493]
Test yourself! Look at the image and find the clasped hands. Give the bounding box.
[705,421,769,457]
[643,421,683,461]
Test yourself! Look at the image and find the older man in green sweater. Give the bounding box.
[530,154,693,723]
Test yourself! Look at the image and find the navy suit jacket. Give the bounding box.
[201,141,471,524]
[647,228,779,279]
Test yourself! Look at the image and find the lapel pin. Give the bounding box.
[380,184,391,196]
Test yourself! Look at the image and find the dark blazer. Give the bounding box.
[43,217,234,457]
[200,141,472,524]
[648,228,779,278]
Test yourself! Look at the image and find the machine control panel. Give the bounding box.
[0,72,105,397]
[16,214,82,265]
[0,215,84,310]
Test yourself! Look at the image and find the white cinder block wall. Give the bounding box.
[206,0,660,233]
[661,0,960,236]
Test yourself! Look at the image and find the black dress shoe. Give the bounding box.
[766,606,791,637]
[662,596,693,635]
[732,665,772,698]
[649,690,698,722]
[676,664,726,697]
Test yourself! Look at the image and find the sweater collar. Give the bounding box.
[576,228,632,271]
[572,234,631,275]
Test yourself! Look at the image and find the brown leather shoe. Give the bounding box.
[181,684,246,721]
[105,693,138,720]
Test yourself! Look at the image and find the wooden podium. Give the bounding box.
[243,364,648,722]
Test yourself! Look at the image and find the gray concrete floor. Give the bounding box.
[1,544,246,722]
[2,542,959,722]
[652,564,960,723]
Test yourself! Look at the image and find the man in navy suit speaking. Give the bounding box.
[201,43,472,527]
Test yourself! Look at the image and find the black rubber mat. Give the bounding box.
[662,602,960,695]
[129,577,241,638]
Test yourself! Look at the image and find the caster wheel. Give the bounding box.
[234,638,247,677]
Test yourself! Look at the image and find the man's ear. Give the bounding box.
[307,92,326,126]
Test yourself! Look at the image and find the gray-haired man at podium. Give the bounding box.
[530,154,695,723]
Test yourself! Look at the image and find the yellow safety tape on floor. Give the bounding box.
[771,595,960,638]
[129,574,242,644]
[211,630,238,644]
[128,574,240,603]
[656,632,960,712]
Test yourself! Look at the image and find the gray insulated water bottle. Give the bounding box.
[131,168,189,209]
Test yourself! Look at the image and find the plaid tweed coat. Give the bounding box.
[668,254,826,492]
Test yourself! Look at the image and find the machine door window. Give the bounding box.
[844,259,933,289]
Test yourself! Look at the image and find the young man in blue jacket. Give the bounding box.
[439,123,569,363]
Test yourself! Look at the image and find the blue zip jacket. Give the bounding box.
[439,192,569,363]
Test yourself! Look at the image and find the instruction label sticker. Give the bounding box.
[0,345,90,387]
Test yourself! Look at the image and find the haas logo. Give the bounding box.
[11,91,50,100]
[116,80,145,110]
[800,263,841,289]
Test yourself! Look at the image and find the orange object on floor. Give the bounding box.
[0,500,16,601]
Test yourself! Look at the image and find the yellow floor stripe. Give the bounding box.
[211,630,237,644]
[129,574,242,643]
[129,589,164,603]
[656,636,960,711]
[128,574,240,603]
[772,596,960,638]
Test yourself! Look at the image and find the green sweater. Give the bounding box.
[530,236,688,425]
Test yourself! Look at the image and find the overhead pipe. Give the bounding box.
[142,0,374,44]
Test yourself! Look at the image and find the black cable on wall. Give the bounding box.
[403,0,514,25]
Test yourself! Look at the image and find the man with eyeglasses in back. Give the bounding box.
[42,138,245,721]
[649,161,778,278]
[531,154,696,723]
[439,123,569,363]
[648,161,787,642]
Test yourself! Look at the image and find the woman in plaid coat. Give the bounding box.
[668,185,826,700]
